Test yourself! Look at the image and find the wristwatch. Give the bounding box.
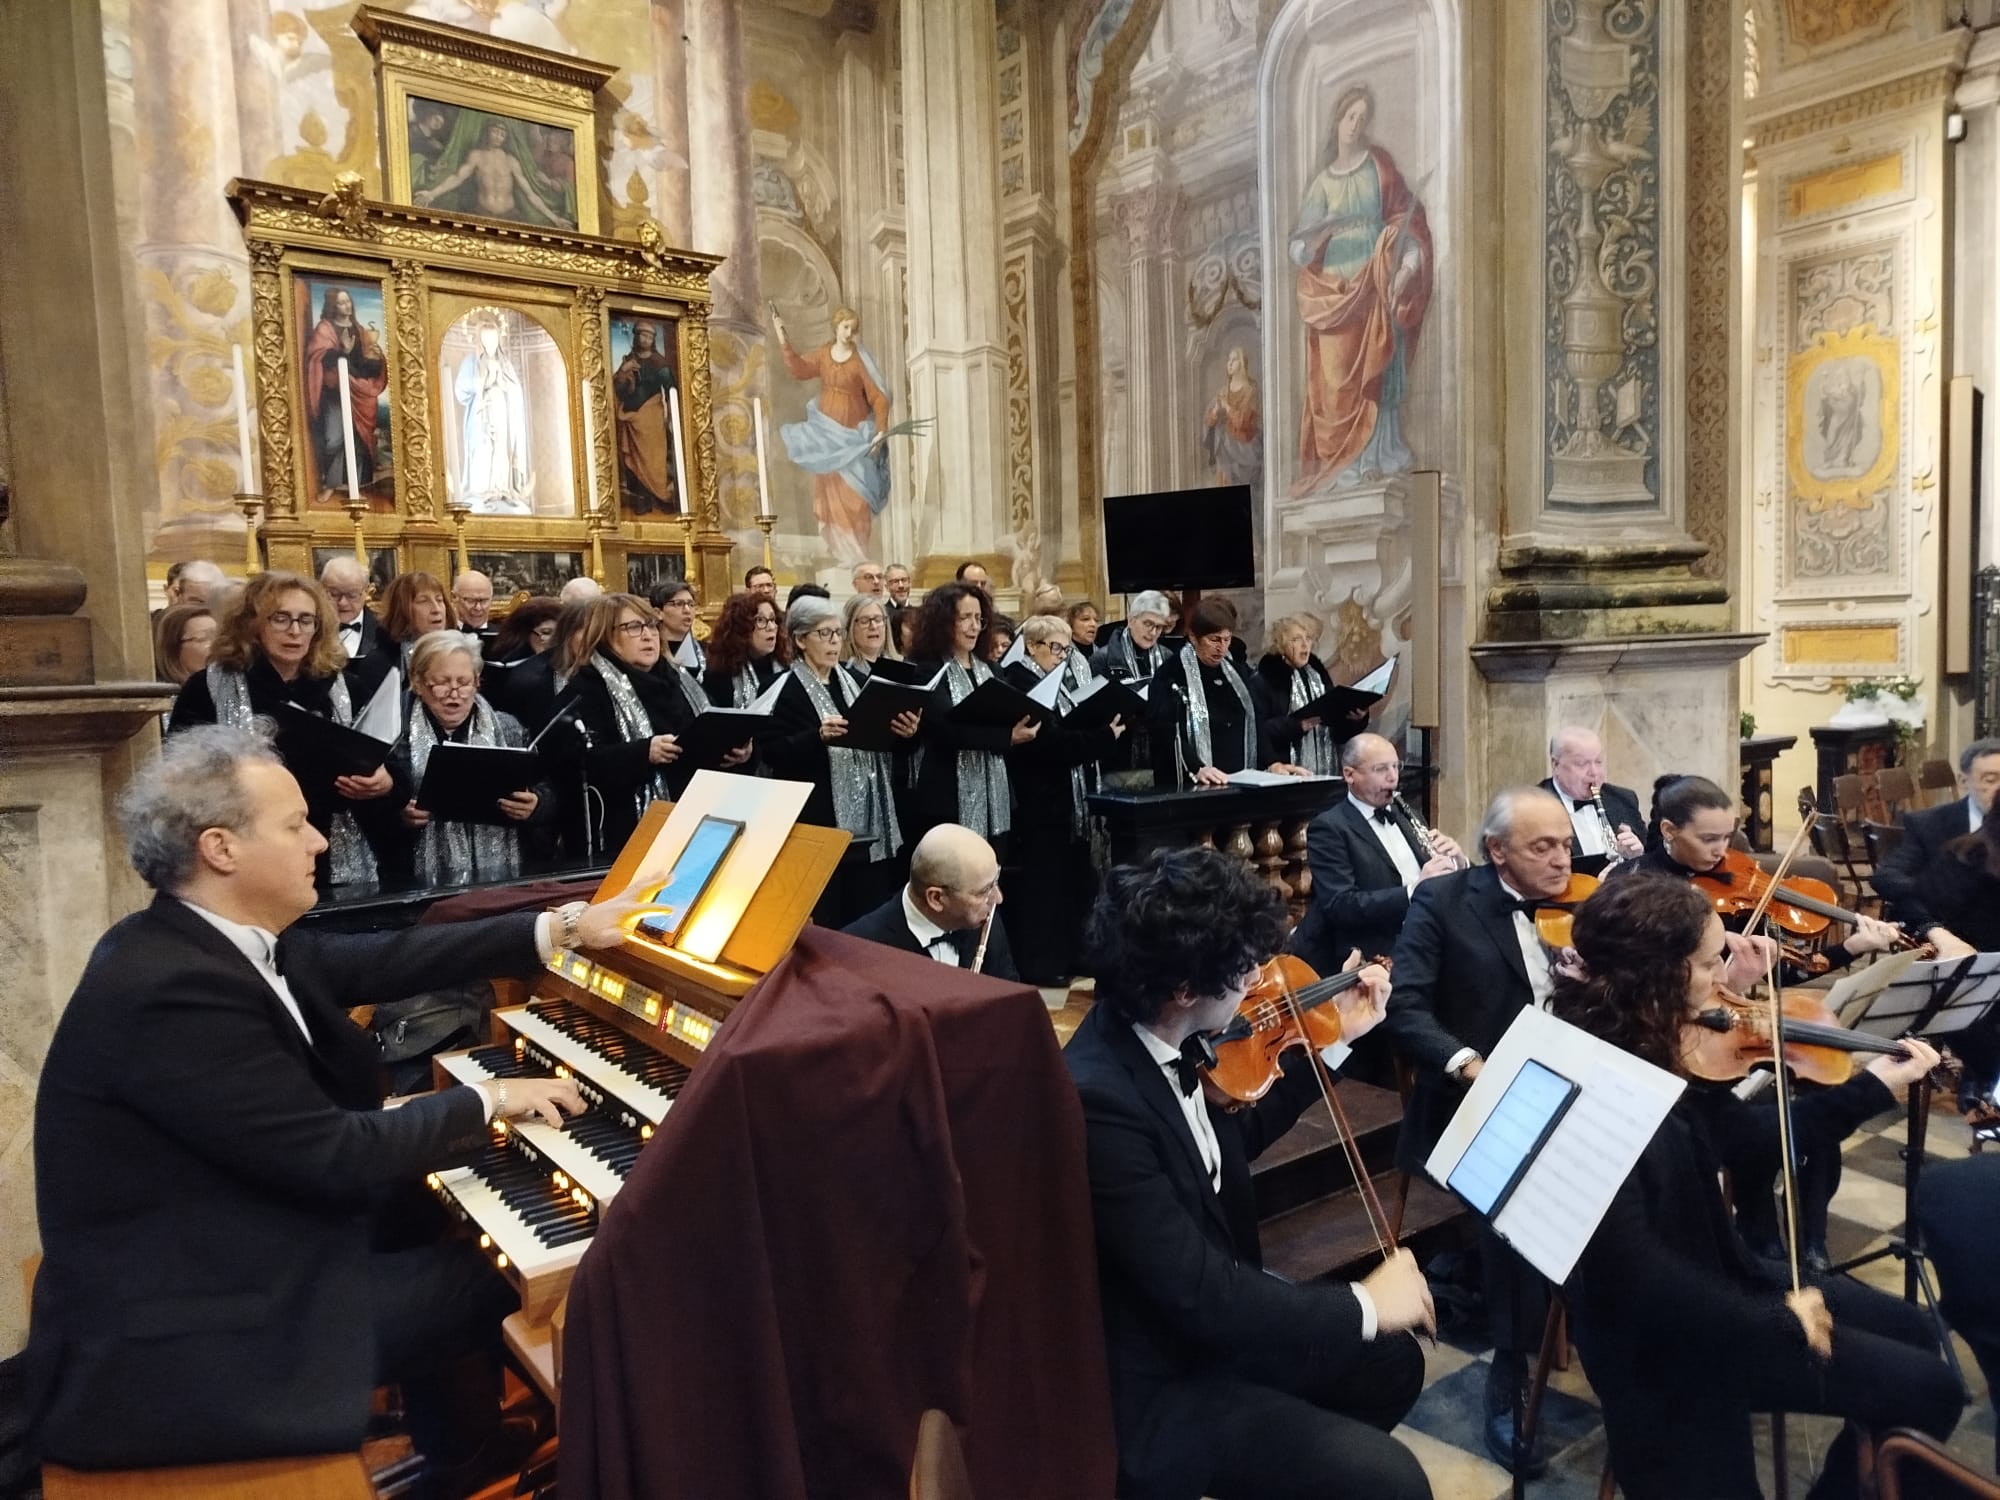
[557,901,586,950]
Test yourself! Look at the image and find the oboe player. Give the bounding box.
[1291,733,1464,982]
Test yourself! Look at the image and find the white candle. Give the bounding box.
[667,385,691,519]
[752,396,773,518]
[581,378,601,508]
[336,356,360,502]
[231,344,257,495]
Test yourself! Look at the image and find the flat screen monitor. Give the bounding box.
[1102,485,1257,593]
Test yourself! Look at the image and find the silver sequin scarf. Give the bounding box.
[1288,664,1336,776]
[406,696,519,883]
[1034,662,1092,837]
[791,662,900,863]
[1178,644,1255,774]
[207,662,376,884]
[588,654,672,826]
[916,658,1011,838]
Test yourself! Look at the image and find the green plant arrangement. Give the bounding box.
[1739,711,1757,740]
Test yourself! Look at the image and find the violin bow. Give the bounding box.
[1273,967,1398,1264]
[1748,814,1818,1295]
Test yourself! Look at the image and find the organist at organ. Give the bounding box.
[22,725,638,1482]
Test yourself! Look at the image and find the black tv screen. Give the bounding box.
[1102,485,1257,593]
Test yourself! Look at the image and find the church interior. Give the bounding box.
[5,0,2000,1496]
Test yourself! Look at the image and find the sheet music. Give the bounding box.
[1424,1006,1684,1285]
[747,674,788,714]
[1825,949,1920,1028]
[1856,952,2000,1038]
[1027,669,1065,711]
[1350,658,1394,695]
[351,668,402,743]
[672,633,700,668]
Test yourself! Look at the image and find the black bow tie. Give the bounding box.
[1373,807,1395,826]
[1170,1051,1201,1097]
[1506,896,1541,916]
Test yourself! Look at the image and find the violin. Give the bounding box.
[1680,986,1956,1089]
[1196,954,1386,1105]
[1531,872,1600,949]
[1691,847,1921,946]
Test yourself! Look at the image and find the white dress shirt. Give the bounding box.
[1971,795,1986,835]
[182,898,561,1122]
[1131,1021,1378,1338]
[902,886,963,966]
[1553,784,1608,857]
[337,618,367,655]
[1350,793,1424,891]
[1442,875,1556,1079]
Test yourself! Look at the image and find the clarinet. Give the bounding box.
[1591,784,1624,870]
[1393,792,1463,869]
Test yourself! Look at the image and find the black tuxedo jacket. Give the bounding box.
[1379,863,1540,1170]
[1538,777,1641,877]
[840,892,1020,983]
[1062,1003,1366,1493]
[1290,797,1426,973]
[27,897,546,1468]
[1871,797,1975,931]
[336,610,394,700]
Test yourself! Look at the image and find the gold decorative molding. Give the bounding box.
[246,240,296,518]
[389,260,436,521]
[1001,253,1041,592]
[1783,152,1905,221]
[1780,0,1903,55]
[1785,323,1901,512]
[683,307,719,533]
[1779,619,1904,669]
[351,7,616,99]
[573,285,612,528]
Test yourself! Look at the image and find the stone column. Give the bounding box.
[1107,182,1185,498]
[0,0,180,1354]
[649,0,693,246]
[901,0,1011,583]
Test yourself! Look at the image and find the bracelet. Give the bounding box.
[493,1080,509,1120]
[558,902,582,951]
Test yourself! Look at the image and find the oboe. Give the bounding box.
[1393,793,1464,869]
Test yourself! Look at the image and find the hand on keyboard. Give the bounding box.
[491,1076,586,1129]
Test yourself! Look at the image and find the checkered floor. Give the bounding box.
[1397,1107,1995,1499]
[1037,985,1995,1496]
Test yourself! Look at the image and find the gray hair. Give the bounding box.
[120,724,284,892]
[1549,726,1598,760]
[786,593,841,638]
[408,628,484,683]
[1476,785,1563,862]
[319,555,367,587]
[1128,590,1172,622]
[1961,738,2000,773]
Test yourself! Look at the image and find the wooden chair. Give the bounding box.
[1876,766,1918,821]
[1809,819,1873,905]
[1875,1428,2000,1499]
[909,1410,975,1500]
[1862,819,1905,869]
[1919,758,1959,808]
[1832,773,1870,826]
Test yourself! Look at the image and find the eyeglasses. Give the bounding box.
[806,627,843,643]
[422,677,476,696]
[266,612,320,634]
[615,620,660,637]
[1036,641,1072,657]
[324,588,363,604]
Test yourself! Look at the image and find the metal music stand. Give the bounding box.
[1829,952,2000,1396]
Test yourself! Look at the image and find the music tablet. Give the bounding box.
[1446,1058,1581,1219]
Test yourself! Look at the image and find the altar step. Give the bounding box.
[1251,1081,1470,1283]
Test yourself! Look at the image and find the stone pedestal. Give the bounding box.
[1471,632,1764,798]
[1740,733,1799,851]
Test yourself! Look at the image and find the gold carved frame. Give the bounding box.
[354,5,612,237]
[228,176,728,600]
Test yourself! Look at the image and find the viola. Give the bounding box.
[1690,847,1915,944]
[1680,986,1955,1089]
[1531,872,1600,949]
[1197,954,1386,1106]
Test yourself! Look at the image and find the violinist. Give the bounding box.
[1377,785,1574,1471]
[1553,875,1958,1500]
[1063,847,1432,1500]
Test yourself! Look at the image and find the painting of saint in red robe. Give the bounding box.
[772,305,892,567]
[1288,86,1433,495]
[297,279,392,508]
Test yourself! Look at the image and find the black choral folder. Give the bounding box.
[1061,677,1146,736]
[270,701,394,781]
[674,706,770,767]
[415,743,543,825]
[946,676,1049,732]
[839,673,936,753]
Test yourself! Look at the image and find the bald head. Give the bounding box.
[452,569,494,627]
[560,576,603,604]
[907,823,1004,934]
[1340,732,1402,808]
[1548,727,1608,802]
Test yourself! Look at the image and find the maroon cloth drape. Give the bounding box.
[558,926,1116,1499]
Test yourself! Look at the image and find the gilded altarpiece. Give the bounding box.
[229,177,727,599]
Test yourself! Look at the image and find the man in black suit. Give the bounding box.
[1379,784,1578,1472]
[1064,847,1432,1500]
[26,723,638,1474]
[320,555,393,700]
[842,822,1020,982]
[1291,732,1464,975]
[1872,736,2000,942]
[1540,726,1644,877]
[1919,1153,2000,1468]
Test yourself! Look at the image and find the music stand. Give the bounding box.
[1829,952,2000,1395]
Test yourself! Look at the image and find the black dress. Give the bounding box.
[904,656,1016,851]
[700,654,782,710]
[549,652,704,859]
[168,655,409,883]
[1145,652,1278,786]
[1254,652,1358,775]
[757,667,907,927]
[1000,661,1121,985]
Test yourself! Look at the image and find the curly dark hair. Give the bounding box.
[906,583,990,663]
[705,590,788,676]
[490,596,560,659]
[1548,874,1715,1075]
[1086,847,1290,1025]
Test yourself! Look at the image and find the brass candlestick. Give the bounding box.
[754,513,775,573]
[344,497,368,566]
[234,493,264,575]
[447,501,473,577]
